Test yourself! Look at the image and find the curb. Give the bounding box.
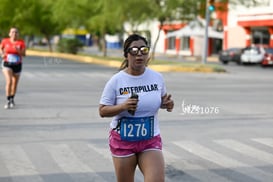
[26,50,222,73]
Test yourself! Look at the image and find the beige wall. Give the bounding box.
[227,26,246,48]
[226,0,273,49]
[193,37,203,56]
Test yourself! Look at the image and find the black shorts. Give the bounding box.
[2,61,22,74]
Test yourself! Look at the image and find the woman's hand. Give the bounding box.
[0,49,5,59]
[161,94,174,112]
[14,46,26,56]
[99,97,139,118]
[125,97,139,114]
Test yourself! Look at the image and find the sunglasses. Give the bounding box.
[127,46,150,56]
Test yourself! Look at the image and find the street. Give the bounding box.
[0,56,273,182]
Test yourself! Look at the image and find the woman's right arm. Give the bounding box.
[0,42,4,58]
[99,97,138,118]
[99,104,126,118]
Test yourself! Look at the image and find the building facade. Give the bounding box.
[162,0,273,57]
[228,0,273,49]
[163,0,227,57]
[112,0,273,57]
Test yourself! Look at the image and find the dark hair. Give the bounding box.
[119,34,149,70]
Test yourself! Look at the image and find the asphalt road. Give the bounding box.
[0,56,273,182]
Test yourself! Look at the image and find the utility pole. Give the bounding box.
[202,0,215,64]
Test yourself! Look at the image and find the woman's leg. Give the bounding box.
[2,68,13,108]
[138,150,165,182]
[2,68,13,97]
[112,155,138,182]
[11,73,20,97]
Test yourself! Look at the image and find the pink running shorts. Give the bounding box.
[109,129,162,157]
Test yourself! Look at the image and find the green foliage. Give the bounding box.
[86,0,124,34]
[120,0,155,31]
[0,0,261,35]
[0,0,17,36]
[0,0,260,53]
[51,0,94,29]
[57,38,84,54]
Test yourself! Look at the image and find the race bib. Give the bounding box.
[7,54,20,63]
[119,116,154,141]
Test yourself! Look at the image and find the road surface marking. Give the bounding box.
[0,145,43,182]
[173,140,273,182]
[45,143,107,182]
[252,138,273,148]
[215,139,273,164]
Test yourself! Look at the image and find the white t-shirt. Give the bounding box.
[100,67,166,136]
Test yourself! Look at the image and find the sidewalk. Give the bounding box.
[27,46,224,73]
[80,46,219,63]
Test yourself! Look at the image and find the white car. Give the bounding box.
[240,46,265,64]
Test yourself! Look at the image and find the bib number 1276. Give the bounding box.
[120,116,154,141]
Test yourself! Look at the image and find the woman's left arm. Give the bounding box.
[18,47,26,56]
[20,47,26,56]
[15,41,26,56]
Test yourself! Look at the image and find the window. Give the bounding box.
[180,37,190,50]
[252,30,269,45]
[168,37,176,49]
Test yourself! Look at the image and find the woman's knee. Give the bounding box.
[138,151,165,182]
[5,78,12,86]
[113,156,137,182]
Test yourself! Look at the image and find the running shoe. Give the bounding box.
[9,100,15,108]
[4,101,11,109]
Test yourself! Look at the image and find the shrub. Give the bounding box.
[57,38,84,54]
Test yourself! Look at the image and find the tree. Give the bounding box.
[0,0,18,37]
[121,0,155,33]
[85,0,124,56]
[15,0,62,52]
[0,0,63,52]
[51,0,125,57]
[0,0,260,55]
[51,0,93,29]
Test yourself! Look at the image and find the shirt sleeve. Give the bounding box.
[0,39,5,50]
[20,40,26,49]
[160,73,167,97]
[162,83,167,97]
[99,77,117,106]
